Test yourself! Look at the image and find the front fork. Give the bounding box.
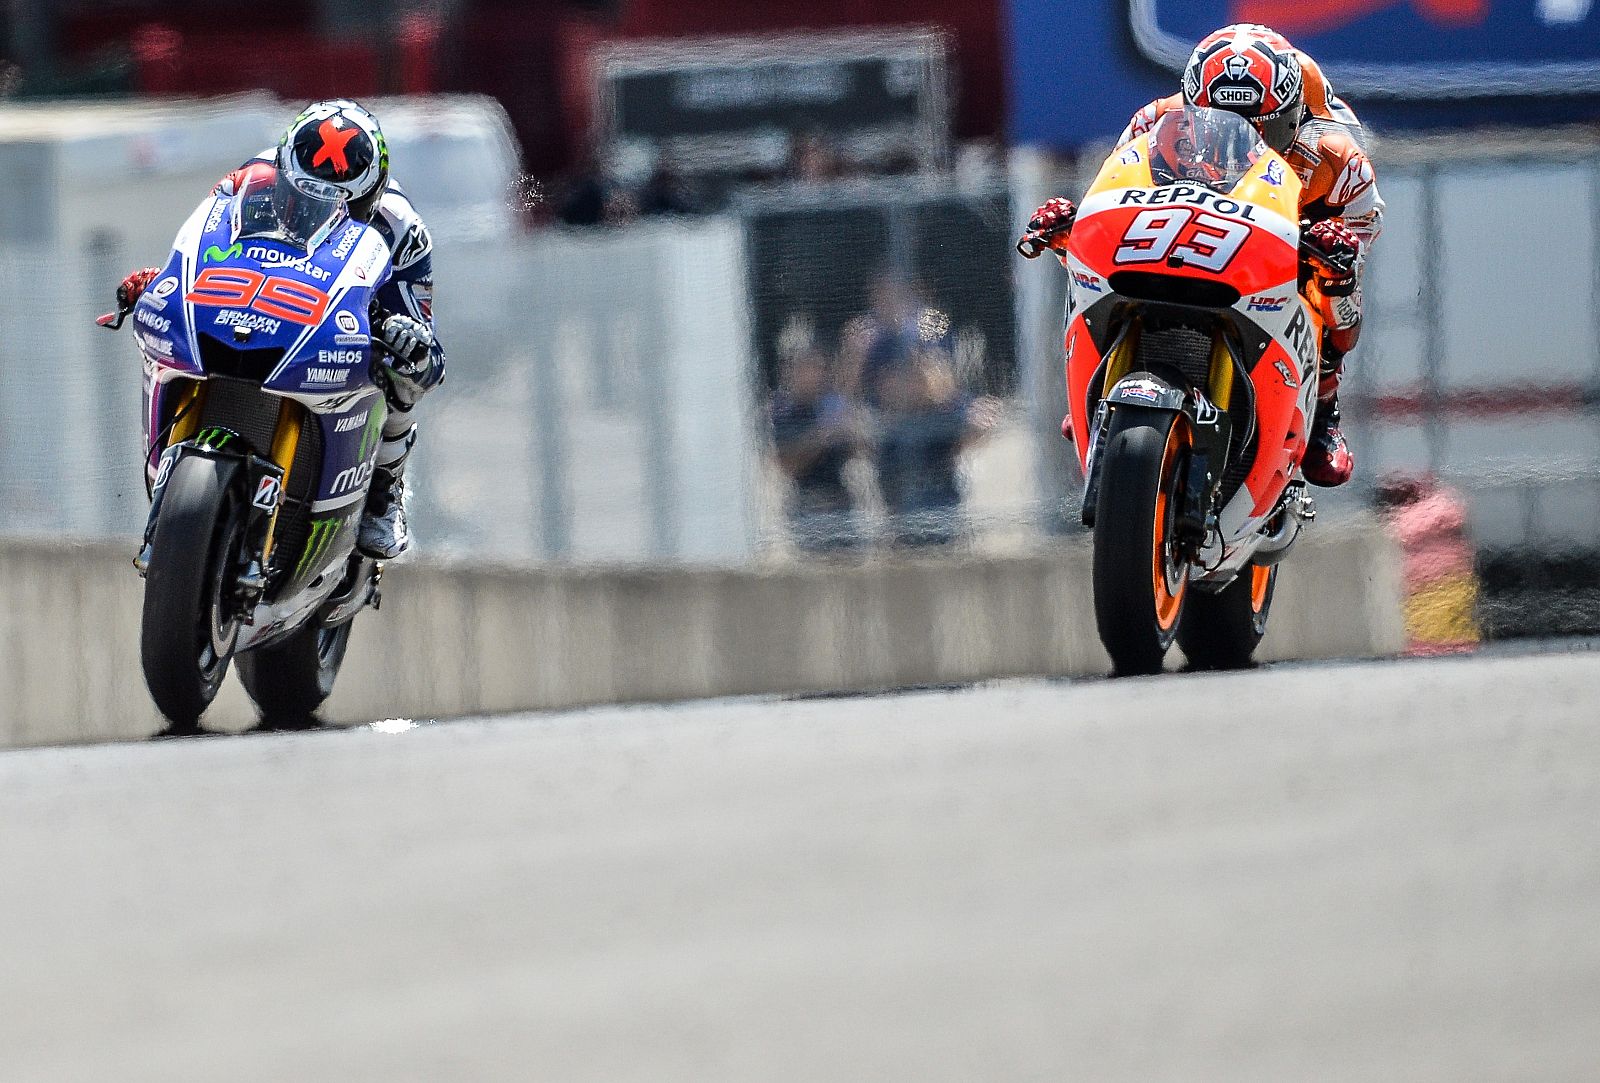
[1174,396,1231,555]
[1080,386,1233,560]
[1080,326,1238,557]
[136,391,305,625]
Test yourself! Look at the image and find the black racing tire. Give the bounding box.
[141,455,244,733]
[1092,409,1191,677]
[236,616,354,726]
[1178,563,1278,671]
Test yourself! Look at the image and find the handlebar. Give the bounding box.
[96,300,133,331]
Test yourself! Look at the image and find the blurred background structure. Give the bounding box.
[4,0,1600,640]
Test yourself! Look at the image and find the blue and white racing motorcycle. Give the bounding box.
[101,167,397,731]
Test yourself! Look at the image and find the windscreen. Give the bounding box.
[1148,106,1266,193]
[231,168,348,254]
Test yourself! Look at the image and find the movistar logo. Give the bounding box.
[296,517,343,577]
[204,242,242,263]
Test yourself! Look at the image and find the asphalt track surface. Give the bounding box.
[3,649,1599,1081]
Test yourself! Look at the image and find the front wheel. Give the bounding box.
[237,617,355,726]
[1178,563,1278,671]
[141,455,244,732]
[1092,409,1191,676]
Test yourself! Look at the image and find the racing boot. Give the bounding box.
[1303,345,1354,488]
[357,417,417,559]
[1304,398,1354,488]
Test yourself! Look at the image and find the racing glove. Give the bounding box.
[213,161,277,197]
[1301,220,1362,296]
[377,314,435,408]
[117,267,162,309]
[1016,197,1078,259]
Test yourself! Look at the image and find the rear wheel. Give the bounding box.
[141,456,244,733]
[237,617,355,726]
[1093,409,1191,676]
[1178,563,1278,671]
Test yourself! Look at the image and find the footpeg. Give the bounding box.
[1254,482,1316,565]
[1290,482,1316,522]
[236,561,268,620]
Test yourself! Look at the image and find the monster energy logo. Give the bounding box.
[194,427,235,449]
[295,517,342,577]
[358,404,384,460]
[204,242,243,263]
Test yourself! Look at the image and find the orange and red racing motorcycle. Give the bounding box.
[1051,107,1325,675]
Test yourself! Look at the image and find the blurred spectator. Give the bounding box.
[554,153,640,227]
[770,348,867,554]
[875,349,1000,548]
[0,61,19,98]
[1373,472,1481,655]
[554,155,613,227]
[840,273,952,406]
[638,156,702,217]
[556,150,703,225]
[788,129,845,183]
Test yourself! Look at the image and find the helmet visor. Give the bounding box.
[1151,106,1265,192]
[232,168,349,255]
[1253,107,1302,155]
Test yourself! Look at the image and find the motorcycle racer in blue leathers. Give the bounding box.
[120,98,443,558]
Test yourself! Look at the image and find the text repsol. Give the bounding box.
[1119,186,1259,221]
[1284,304,1318,376]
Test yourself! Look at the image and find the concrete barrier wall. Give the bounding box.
[0,521,1405,749]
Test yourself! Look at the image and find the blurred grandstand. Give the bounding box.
[4,0,1600,637]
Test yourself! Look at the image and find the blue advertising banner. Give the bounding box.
[1011,0,1600,148]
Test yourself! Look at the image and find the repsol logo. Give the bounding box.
[1284,304,1318,376]
[331,461,373,495]
[1120,186,1259,221]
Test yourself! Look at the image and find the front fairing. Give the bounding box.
[138,195,392,390]
[1061,134,1320,533]
[139,192,393,472]
[1066,141,1301,297]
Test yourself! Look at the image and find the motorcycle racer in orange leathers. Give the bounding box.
[1020,23,1383,487]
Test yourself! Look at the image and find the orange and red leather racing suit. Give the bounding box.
[1119,53,1384,400]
